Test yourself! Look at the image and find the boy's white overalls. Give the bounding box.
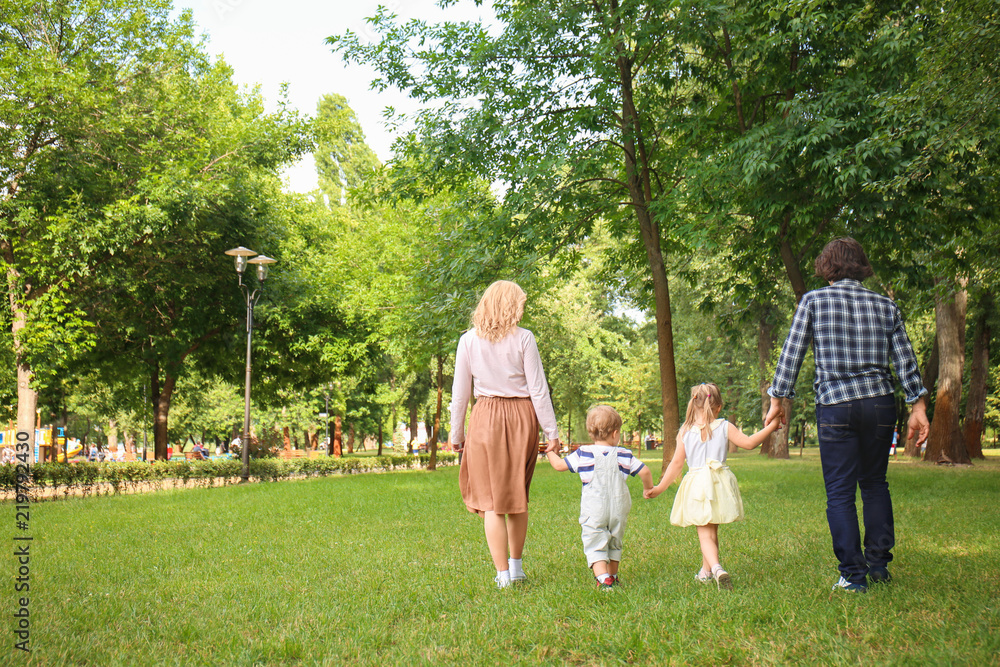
[580,448,632,565]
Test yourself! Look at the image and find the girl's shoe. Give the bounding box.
[713,567,732,590]
[495,572,512,589]
[695,569,713,583]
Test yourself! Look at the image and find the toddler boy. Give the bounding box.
[547,405,653,588]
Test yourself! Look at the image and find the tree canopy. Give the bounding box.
[4,0,999,470]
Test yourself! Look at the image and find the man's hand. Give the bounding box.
[764,396,787,429]
[907,397,930,446]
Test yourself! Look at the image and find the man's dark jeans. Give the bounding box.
[816,394,896,585]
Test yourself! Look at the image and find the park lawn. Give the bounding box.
[3,450,998,666]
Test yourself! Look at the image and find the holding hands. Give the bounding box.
[764,397,786,430]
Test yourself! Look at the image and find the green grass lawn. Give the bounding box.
[3,450,998,665]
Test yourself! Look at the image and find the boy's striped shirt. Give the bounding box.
[563,445,646,485]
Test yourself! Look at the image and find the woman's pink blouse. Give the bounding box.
[449,327,559,444]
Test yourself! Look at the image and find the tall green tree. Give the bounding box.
[1,0,193,447]
[661,1,997,458]
[0,0,309,458]
[330,0,688,466]
[314,93,380,205]
[350,156,511,467]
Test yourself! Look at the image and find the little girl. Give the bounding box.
[645,383,779,589]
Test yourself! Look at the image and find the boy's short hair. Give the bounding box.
[586,405,623,441]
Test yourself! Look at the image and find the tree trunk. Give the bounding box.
[924,280,969,463]
[13,316,37,462]
[612,36,679,471]
[347,423,355,454]
[758,317,776,457]
[333,415,342,458]
[962,294,991,459]
[408,401,418,454]
[922,334,939,395]
[377,420,383,457]
[151,365,176,460]
[778,215,809,303]
[921,334,939,418]
[428,354,444,470]
[283,425,291,453]
[773,399,791,459]
[772,218,809,460]
[6,246,38,461]
[107,419,118,454]
[896,395,913,457]
[904,337,939,457]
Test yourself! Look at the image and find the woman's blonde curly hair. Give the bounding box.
[472,280,526,343]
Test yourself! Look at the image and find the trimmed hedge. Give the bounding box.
[0,453,459,500]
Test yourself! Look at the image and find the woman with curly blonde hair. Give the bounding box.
[450,280,560,588]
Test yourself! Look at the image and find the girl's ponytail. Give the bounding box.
[680,383,722,441]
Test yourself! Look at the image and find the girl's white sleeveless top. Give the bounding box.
[682,419,729,469]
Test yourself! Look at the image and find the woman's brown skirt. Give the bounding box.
[459,397,540,515]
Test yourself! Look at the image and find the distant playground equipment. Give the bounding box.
[1,427,82,463]
[56,437,84,462]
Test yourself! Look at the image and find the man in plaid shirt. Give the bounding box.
[765,238,930,593]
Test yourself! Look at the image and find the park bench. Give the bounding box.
[278,450,307,460]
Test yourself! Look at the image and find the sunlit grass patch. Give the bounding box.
[3,454,998,665]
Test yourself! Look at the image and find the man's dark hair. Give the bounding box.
[814,237,875,282]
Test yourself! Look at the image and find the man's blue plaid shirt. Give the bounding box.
[769,279,927,406]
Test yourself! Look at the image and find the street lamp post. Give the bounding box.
[225,246,277,482]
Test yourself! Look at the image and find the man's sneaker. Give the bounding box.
[695,570,713,584]
[832,576,867,593]
[713,567,733,590]
[868,567,892,584]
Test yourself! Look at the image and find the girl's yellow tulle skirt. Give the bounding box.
[670,460,744,527]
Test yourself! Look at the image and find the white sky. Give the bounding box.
[176,0,496,193]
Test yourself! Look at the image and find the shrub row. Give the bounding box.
[0,453,458,500]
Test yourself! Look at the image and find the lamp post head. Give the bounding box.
[225,247,258,274]
[248,255,277,282]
